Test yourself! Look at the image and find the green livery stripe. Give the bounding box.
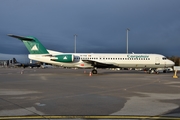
[22,37,49,54]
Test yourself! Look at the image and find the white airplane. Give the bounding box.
[8,34,174,74]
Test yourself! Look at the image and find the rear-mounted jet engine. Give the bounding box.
[51,54,74,63]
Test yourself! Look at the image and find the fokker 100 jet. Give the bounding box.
[8,34,174,74]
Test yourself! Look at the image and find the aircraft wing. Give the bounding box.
[82,60,119,68]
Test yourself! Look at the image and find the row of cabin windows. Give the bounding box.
[74,57,150,60]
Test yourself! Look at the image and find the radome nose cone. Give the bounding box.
[169,60,175,66]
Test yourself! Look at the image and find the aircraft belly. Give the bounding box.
[119,63,164,68]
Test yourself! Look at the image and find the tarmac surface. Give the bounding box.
[0,67,180,119]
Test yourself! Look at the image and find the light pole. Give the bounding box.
[126,28,130,54]
[74,34,77,53]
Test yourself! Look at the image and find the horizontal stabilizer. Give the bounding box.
[8,34,34,41]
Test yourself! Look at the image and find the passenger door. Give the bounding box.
[155,57,160,65]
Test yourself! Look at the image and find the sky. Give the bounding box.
[0,0,180,61]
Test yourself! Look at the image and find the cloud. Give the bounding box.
[0,0,180,56]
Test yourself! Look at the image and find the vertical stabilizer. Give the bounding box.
[8,34,49,54]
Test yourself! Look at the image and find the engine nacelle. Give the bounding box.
[51,54,74,63]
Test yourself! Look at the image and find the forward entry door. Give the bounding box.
[155,57,160,65]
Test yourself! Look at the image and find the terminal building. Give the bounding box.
[0,58,16,67]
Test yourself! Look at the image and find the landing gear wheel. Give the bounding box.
[148,69,158,74]
[92,69,97,74]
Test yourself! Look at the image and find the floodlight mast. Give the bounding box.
[74,34,78,53]
[126,28,130,54]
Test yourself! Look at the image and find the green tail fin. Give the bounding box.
[8,34,49,54]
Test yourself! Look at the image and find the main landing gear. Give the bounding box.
[92,68,98,74]
[148,69,158,74]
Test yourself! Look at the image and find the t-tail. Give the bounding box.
[8,34,49,54]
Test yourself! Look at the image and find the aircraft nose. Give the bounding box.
[169,60,175,66]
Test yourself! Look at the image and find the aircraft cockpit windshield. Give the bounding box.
[162,57,167,60]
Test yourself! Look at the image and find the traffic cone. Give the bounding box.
[89,72,92,76]
[21,70,24,74]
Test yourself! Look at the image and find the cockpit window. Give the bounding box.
[162,57,167,60]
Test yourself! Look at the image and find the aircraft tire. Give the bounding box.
[92,69,97,74]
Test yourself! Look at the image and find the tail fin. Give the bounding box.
[8,34,49,54]
[12,58,17,63]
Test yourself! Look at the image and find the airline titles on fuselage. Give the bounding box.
[75,54,151,61]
